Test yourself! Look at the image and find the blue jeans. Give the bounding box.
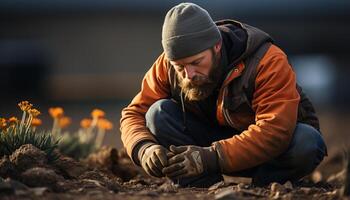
[145,99,327,187]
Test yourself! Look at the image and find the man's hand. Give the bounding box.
[140,144,169,177]
[162,145,219,179]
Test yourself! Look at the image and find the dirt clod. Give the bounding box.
[21,167,64,189]
[53,155,87,178]
[9,144,47,172]
[0,156,17,179]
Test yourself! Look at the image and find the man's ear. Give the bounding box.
[213,40,222,54]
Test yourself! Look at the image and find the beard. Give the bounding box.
[177,49,222,101]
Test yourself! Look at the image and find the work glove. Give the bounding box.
[162,145,219,179]
[139,143,169,177]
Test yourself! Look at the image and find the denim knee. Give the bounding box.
[145,99,180,136]
[285,123,326,173]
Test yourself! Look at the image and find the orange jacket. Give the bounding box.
[120,21,304,173]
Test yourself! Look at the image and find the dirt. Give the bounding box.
[0,144,349,200]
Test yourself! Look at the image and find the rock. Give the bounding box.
[299,187,312,195]
[79,170,108,182]
[271,191,280,199]
[125,177,151,186]
[157,180,178,193]
[78,169,122,192]
[21,167,64,189]
[0,156,17,179]
[312,171,323,183]
[283,181,293,191]
[30,187,49,196]
[208,181,226,191]
[53,155,87,178]
[77,179,111,193]
[215,188,239,200]
[270,182,286,195]
[9,144,47,172]
[270,182,290,198]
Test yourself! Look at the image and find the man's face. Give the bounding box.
[170,43,222,101]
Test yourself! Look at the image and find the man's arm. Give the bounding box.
[213,45,300,173]
[120,53,170,164]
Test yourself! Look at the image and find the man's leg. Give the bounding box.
[145,99,228,187]
[229,123,327,186]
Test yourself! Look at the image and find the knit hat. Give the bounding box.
[162,3,221,60]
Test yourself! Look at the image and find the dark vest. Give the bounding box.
[167,42,321,132]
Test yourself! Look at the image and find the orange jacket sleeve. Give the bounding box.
[120,53,170,160]
[213,45,300,173]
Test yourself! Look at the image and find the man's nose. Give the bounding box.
[184,66,195,80]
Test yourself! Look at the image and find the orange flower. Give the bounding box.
[0,118,7,130]
[28,109,41,117]
[80,118,92,128]
[31,118,42,127]
[97,118,113,130]
[8,117,19,124]
[58,117,71,129]
[49,107,64,119]
[91,109,105,119]
[18,101,33,111]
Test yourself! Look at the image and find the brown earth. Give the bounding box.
[0,143,349,200]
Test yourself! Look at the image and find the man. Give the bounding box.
[120,3,327,187]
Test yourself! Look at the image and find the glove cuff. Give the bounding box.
[132,141,156,166]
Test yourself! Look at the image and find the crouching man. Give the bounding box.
[120,3,327,187]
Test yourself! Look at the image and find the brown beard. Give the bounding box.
[177,49,222,101]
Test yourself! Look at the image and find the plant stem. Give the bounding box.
[95,128,105,148]
[19,111,26,133]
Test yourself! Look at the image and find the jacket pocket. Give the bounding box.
[224,94,255,131]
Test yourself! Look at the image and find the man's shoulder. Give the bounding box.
[264,44,287,59]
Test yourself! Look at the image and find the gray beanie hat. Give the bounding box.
[162,3,221,60]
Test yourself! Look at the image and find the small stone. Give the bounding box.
[208,181,226,191]
[215,188,239,200]
[271,191,280,199]
[10,144,47,172]
[311,171,323,183]
[237,183,248,190]
[283,181,293,191]
[270,182,286,194]
[30,187,49,196]
[157,180,178,193]
[81,179,105,188]
[299,187,312,194]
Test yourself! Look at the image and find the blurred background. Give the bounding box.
[0,0,350,176]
